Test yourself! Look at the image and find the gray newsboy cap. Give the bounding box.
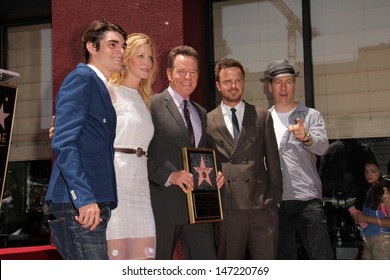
[265,59,299,80]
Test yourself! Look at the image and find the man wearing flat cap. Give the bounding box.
[266,59,333,259]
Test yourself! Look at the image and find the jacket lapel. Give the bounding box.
[239,102,253,146]
[215,102,254,153]
[162,90,190,140]
[82,64,116,134]
[214,105,235,149]
[191,101,207,147]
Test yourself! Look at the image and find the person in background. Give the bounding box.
[362,160,383,188]
[147,45,224,260]
[44,19,126,260]
[319,138,376,209]
[207,58,282,259]
[265,59,333,260]
[106,33,157,260]
[351,161,390,259]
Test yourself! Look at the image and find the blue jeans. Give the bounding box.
[47,202,111,260]
[277,199,333,260]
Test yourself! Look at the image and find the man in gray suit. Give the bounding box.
[266,59,332,260]
[147,45,224,260]
[207,58,283,259]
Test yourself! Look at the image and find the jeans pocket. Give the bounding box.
[48,216,69,258]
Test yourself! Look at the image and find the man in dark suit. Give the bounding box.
[147,45,224,260]
[44,19,127,260]
[207,58,283,259]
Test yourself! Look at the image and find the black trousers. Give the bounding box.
[154,222,216,260]
[277,199,333,260]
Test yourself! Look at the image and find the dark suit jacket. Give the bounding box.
[207,101,282,210]
[148,89,208,224]
[45,63,117,209]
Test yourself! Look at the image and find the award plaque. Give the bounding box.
[0,81,18,204]
[182,147,223,224]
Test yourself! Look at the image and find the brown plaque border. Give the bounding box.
[182,147,223,224]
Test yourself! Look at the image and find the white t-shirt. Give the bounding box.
[271,107,295,149]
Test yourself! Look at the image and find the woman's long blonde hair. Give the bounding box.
[110,33,157,108]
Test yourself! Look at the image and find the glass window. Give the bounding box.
[310,0,390,194]
[213,0,304,109]
[311,0,390,140]
[1,160,51,247]
[1,23,52,248]
[7,23,53,162]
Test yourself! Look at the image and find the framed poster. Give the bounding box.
[182,147,223,224]
[0,82,18,204]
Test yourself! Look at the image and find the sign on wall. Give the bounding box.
[0,83,18,204]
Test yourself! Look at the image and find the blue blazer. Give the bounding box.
[45,63,117,209]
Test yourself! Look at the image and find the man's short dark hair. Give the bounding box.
[82,18,127,62]
[167,45,199,72]
[214,58,245,82]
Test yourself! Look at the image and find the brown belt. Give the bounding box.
[114,147,147,157]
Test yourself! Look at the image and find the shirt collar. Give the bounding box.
[168,86,190,108]
[221,100,244,115]
[87,64,107,84]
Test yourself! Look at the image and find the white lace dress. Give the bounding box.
[106,85,155,259]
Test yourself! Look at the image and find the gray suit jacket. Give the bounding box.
[207,101,282,210]
[148,89,208,224]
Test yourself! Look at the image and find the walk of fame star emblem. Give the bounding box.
[0,103,10,130]
[193,155,213,187]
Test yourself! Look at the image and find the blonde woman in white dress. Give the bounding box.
[106,33,157,259]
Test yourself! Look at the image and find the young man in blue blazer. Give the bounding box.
[45,19,126,260]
